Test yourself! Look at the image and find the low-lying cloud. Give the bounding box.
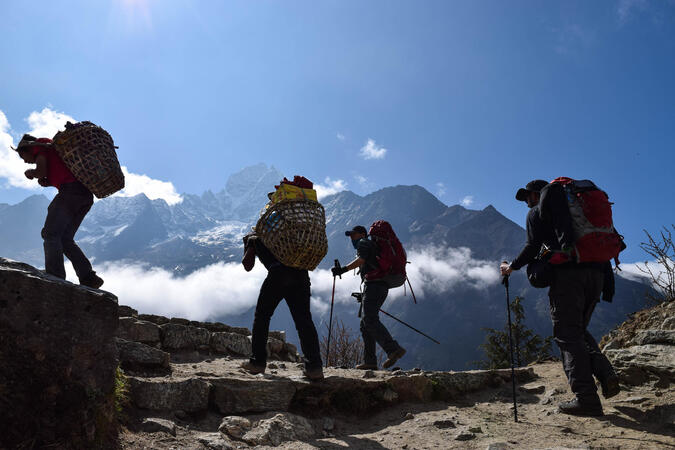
[0,107,182,205]
[70,245,499,323]
[117,166,183,205]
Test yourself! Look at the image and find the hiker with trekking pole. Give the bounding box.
[500,178,624,417]
[332,223,408,370]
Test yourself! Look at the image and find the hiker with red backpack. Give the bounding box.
[332,223,407,370]
[500,178,623,417]
[13,134,104,288]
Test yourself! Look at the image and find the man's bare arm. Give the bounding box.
[344,257,365,272]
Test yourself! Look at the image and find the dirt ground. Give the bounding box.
[119,361,675,449]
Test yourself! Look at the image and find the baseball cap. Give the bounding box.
[515,180,548,201]
[345,225,367,237]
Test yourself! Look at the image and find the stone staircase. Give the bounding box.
[116,304,537,446]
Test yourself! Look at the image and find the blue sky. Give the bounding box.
[1,0,673,263]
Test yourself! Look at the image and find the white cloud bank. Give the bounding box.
[74,245,499,322]
[359,139,387,160]
[0,107,182,205]
[315,177,347,200]
[117,166,183,205]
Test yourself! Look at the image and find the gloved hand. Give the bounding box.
[331,266,348,277]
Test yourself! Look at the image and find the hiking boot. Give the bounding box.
[601,376,620,399]
[558,398,603,417]
[303,367,324,381]
[240,361,266,375]
[382,347,406,369]
[355,363,378,370]
[80,272,104,289]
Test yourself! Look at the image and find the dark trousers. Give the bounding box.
[41,182,94,281]
[549,266,617,402]
[361,281,400,365]
[250,266,322,369]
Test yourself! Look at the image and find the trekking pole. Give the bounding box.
[326,259,341,368]
[406,276,418,304]
[378,308,441,345]
[502,268,518,423]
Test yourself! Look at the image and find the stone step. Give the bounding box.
[125,357,536,418]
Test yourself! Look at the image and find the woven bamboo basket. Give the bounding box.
[52,121,124,198]
[255,199,328,270]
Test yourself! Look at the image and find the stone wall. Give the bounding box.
[115,305,299,373]
[0,259,119,449]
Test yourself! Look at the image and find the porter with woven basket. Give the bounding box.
[52,121,125,198]
[255,196,328,271]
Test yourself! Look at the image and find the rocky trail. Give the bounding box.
[115,302,675,450]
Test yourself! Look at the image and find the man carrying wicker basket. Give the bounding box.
[14,134,104,289]
[239,176,327,381]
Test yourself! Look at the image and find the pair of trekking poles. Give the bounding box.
[325,260,440,368]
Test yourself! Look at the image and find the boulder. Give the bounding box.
[268,330,286,342]
[242,413,315,446]
[212,378,297,414]
[267,337,285,356]
[218,416,252,439]
[116,338,170,371]
[605,344,675,386]
[631,329,675,346]
[160,323,211,351]
[210,332,252,356]
[127,377,211,412]
[118,304,138,317]
[141,417,176,436]
[0,259,119,449]
[117,317,161,345]
[170,317,192,326]
[195,432,235,450]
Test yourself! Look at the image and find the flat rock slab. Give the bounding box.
[160,323,210,350]
[128,376,211,412]
[211,377,297,414]
[605,344,675,386]
[210,331,252,356]
[128,357,536,416]
[118,317,161,345]
[141,417,176,436]
[116,338,170,371]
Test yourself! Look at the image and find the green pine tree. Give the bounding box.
[476,296,553,370]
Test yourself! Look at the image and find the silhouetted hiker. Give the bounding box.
[501,179,622,417]
[333,225,406,370]
[240,233,324,380]
[14,134,103,288]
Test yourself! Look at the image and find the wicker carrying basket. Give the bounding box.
[52,121,125,198]
[255,199,328,271]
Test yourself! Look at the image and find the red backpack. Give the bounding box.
[546,177,623,264]
[365,220,407,288]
